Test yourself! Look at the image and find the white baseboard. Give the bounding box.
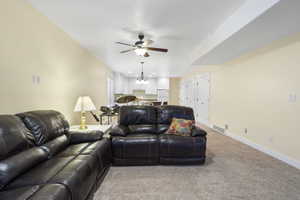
[209,124,300,170]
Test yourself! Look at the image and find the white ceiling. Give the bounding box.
[26,0,298,77]
[26,0,246,77]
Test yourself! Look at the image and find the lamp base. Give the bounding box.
[79,125,88,130]
[79,111,88,130]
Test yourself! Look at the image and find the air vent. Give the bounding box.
[212,125,225,134]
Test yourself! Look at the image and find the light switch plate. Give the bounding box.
[36,76,40,84]
[288,93,297,103]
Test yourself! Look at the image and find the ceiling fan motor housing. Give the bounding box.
[135,34,145,46]
[138,34,144,40]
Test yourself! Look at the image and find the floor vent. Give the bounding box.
[212,125,225,134]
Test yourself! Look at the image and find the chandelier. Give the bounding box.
[136,62,149,84]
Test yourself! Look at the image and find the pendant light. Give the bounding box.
[136,62,148,84]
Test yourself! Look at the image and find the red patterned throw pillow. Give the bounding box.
[165,118,194,136]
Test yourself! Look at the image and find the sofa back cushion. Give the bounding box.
[128,124,157,134]
[17,110,69,146]
[0,115,48,189]
[157,106,195,125]
[119,106,157,126]
[0,115,33,160]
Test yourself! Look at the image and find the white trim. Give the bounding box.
[209,124,300,170]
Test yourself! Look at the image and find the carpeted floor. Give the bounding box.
[94,127,300,200]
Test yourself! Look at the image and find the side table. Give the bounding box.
[70,124,112,138]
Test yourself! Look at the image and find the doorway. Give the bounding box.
[180,73,210,124]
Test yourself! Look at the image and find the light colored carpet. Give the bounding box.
[94,127,300,200]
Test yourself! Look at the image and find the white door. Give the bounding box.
[195,73,210,124]
[180,74,210,124]
[194,78,201,122]
[107,78,114,106]
[179,80,185,105]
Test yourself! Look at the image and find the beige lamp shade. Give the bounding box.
[74,96,96,112]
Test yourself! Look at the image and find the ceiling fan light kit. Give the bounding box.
[134,48,147,56]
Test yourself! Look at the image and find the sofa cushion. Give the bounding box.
[17,110,69,145]
[55,143,90,157]
[128,124,157,134]
[29,184,71,200]
[119,106,157,126]
[157,106,194,125]
[50,155,98,200]
[112,134,159,159]
[5,157,73,189]
[0,185,41,200]
[7,154,97,200]
[0,147,48,189]
[1,184,71,200]
[159,134,206,158]
[0,115,33,160]
[80,139,112,173]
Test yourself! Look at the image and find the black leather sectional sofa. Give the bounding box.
[0,105,207,200]
[110,105,207,165]
[0,111,111,200]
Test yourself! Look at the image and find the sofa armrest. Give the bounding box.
[68,130,103,144]
[109,125,129,137]
[191,125,207,137]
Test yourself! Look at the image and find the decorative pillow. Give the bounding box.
[165,118,194,136]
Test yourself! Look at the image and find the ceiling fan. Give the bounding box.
[116,34,168,57]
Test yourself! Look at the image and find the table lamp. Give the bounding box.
[74,96,96,130]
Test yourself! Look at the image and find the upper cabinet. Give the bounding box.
[113,72,169,95]
[157,78,169,89]
[128,78,158,94]
[114,72,129,94]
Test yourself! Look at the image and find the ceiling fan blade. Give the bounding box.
[143,39,154,46]
[144,52,150,57]
[146,47,168,52]
[116,42,136,47]
[120,48,136,53]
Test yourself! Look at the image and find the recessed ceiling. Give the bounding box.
[26,0,246,77]
[192,0,300,65]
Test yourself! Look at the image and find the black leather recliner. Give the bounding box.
[0,110,111,200]
[109,105,207,166]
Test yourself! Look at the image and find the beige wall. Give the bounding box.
[0,0,110,124]
[169,78,180,105]
[182,33,300,164]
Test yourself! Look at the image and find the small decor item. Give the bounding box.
[165,118,194,136]
[74,96,96,130]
